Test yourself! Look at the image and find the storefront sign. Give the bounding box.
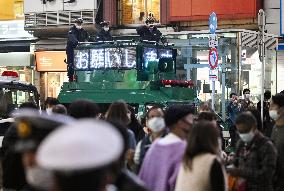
[0,20,33,39]
[35,51,67,72]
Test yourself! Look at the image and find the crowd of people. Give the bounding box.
[0,90,283,191]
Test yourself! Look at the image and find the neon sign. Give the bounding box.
[75,47,136,70]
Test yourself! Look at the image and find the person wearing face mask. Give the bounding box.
[227,112,277,191]
[270,93,284,191]
[96,21,113,42]
[134,106,166,172]
[13,109,74,191]
[139,105,194,191]
[240,88,255,111]
[66,18,89,82]
[136,17,167,43]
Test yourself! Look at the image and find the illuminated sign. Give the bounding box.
[74,46,174,70]
[35,51,67,72]
[75,47,136,70]
[143,48,173,68]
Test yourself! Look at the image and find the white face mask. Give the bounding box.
[147,117,165,133]
[76,25,82,30]
[103,27,110,31]
[269,110,280,121]
[46,108,52,115]
[239,130,255,143]
[26,166,53,190]
[245,94,250,99]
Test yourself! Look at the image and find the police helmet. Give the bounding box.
[145,17,155,25]
[74,18,84,24]
[100,21,110,27]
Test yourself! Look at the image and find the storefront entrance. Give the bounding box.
[119,0,160,25]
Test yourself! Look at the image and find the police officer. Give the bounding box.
[66,18,89,82]
[36,120,125,191]
[13,109,74,191]
[96,21,113,42]
[136,17,166,43]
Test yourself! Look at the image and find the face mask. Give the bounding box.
[269,110,280,121]
[245,94,250,99]
[76,25,82,30]
[147,117,165,133]
[103,27,110,31]
[239,130,255,143]
[26,166,53,190]
[46,108,52,115]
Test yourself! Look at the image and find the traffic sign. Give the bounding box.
[209,74,217,81]
[209,34,218,47]
[209,12,218,34]
[208,47,218,69]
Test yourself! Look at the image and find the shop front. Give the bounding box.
[165,29,278,119]
[35,51,68,102]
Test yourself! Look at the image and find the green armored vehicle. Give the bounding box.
[58,41,196,113]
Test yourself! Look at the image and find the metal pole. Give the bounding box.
[212,80,215,111]
[258,9,266,124]
[221,54,226,121]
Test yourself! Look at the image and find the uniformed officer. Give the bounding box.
[136,17,166,43]
[96,21,113,42]
[13,109,74,191]
[66,18,89,82]
[36,119,124,191]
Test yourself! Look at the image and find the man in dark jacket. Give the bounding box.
[136,17,166,43]
[96,21,113,42]
[66,18,89,82]
[227,112,277,191]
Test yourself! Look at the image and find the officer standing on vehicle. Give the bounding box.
[136,17,166,43]
[66,18,89,82]
[96,21,113,42]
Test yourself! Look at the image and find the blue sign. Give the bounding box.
[209,12,217,34]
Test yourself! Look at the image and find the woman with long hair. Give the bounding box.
[175,121,227,191]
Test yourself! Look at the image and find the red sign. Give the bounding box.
[208,48,218,69]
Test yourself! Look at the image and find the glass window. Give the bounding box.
[120,0,160,25]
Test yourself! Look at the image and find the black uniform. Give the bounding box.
[96,30,113,42]
[66,25,89,81]
[136,25,166,43]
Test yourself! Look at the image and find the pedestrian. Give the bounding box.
[175,121,227,191]
[13,109,73,191]
[66,18,89,82]
[136,17,166,43]
[105,100,137,169]
[197,111,225,151]
[139,105,194,191]
[270,93,284,190]
[1,102,39,191]
[127,105,144,142]
[44,97,59,115]
[257,90,274,136]
[96,21,113,42]
[52,104,67,115]
[68,99,100,119]
[227,112,277,191]
[240,88,255,110]
[36,119,125,191]
[135,12,145,24]
[134,106,166,172]
[108,121,148,191]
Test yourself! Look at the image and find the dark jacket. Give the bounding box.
[136,26,166,43]
[96,30,113,42]
[234,132,277,191]
[66,25,89,51]
[116,169,148,191]
[1,124,27,190]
